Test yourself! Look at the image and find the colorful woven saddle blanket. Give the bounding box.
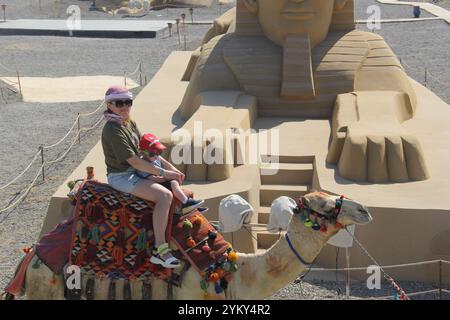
[69,180,231,281]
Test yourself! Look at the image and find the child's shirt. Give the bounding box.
[136,155,163,179]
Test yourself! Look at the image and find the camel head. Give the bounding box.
[296,191,372,236]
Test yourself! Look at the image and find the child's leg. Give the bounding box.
[170,180,188,204]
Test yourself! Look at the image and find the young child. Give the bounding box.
[137,133,206,214]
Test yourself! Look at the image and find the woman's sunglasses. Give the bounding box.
[112,99,133,108]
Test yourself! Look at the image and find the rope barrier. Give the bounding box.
[345,227,410,300]
[0,115,104,216]
[349,289,441,300]
[309,259,450,272]
[45,115,104,165]
[42,114,80,150]
[0,163,44,216]
[0,151,41,190]
[125,62,141,77]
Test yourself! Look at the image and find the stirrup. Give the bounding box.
[150,243,181,269]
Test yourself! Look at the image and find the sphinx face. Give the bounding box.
[256,0,336,47]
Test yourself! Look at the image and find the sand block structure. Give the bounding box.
[43,0,450,282]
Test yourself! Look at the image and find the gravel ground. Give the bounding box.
[404,0,450,11]
[1,0,449,299]
[0,0,235,21]
[355,0,434,18]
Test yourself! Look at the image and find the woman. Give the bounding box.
[101,86,183,269]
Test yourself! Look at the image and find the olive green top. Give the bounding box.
[101,120,142,174]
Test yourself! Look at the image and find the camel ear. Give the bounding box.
[334,0,349,11]
[243,0,258,14]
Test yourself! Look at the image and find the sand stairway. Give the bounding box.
[256,155,314,252]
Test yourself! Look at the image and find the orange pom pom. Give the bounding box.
[209,272,219,282]
[186,237,196,248]
[216,268,225,278]
[192,215,203,226]
[199,271,206,278]
[22,247,32,254]
[227,251,239,262]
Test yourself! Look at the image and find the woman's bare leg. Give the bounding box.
[170,180,188,204]
[130,179,173,247]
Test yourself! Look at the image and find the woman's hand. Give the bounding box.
[177,171,186,183]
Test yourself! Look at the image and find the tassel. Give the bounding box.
[220,278,228,290]
[112,246,123,266]
[134,250,147,271]
[85,202,93,221]
[49,273,57,286]
[124,281,132,300]
[136,230,147,251]
[119,210,128,228]
[86,242,97,263]
[76,221,84,240]
[117,229,125,248]
[214,281,224,294]
[142,280,152,300]
[85,278,95,300]
[142,214,152,231]
[92,205,104,223]
[75,250,84,266]
[91,224,100,245]
[108,280,116,300]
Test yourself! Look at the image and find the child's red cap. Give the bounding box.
[139,133,166,154]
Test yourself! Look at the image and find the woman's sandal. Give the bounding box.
[150,243,181,269]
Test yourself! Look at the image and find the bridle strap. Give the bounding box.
[285,233,312,267]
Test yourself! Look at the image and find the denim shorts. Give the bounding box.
[107,168,142,194]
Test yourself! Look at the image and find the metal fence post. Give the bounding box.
[16,70,22,96]
[77,113,81,144]
[40,145,45,181]
[439,260,442,300]
[139,62,143,86]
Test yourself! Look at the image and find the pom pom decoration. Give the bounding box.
[183,219,193,229]
[208,230,218,240]
[202,240,212,252]
[192,215,203,226]
[216,268,226,278]
[227,251,239,262]
[304,219,313,228]
[200,279,209,291]
[22,247,32,254]
[186,236,196,248]
[215,281,224,294]
[209,272,220,282]
[222,261,231,272]
[312,221,321,231]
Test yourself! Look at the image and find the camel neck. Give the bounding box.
[232,219,329,299]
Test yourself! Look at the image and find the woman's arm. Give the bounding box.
[159,157,185,182]
[127,156,161,175]
[127,155,182,182]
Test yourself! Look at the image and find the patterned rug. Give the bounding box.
[69,180,232,282]
[70,181,175,280]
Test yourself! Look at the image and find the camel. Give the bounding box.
[9,191,371,300]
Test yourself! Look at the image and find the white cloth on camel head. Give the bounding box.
[268,196,296,231]
[219,194,254,233]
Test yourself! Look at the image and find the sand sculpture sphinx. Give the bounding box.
[180,0,429,183]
